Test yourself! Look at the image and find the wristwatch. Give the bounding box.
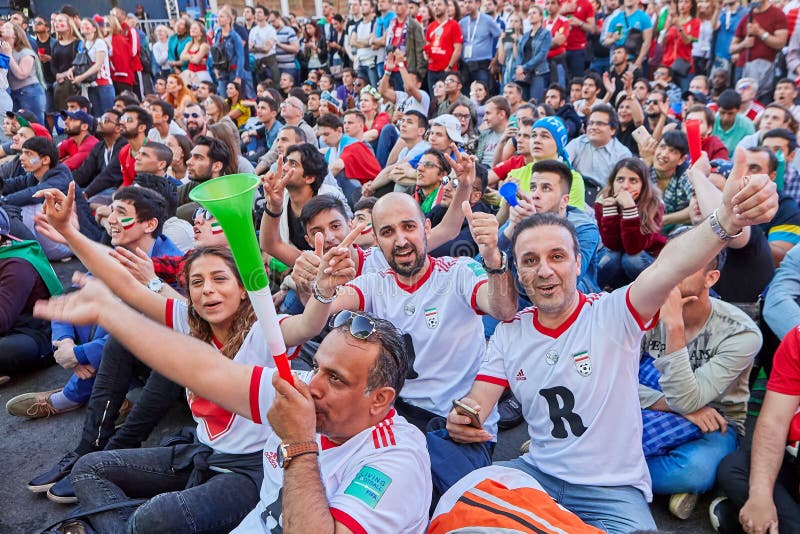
[709,209,743,241]
[277,441,319,468]
[311,280,337,304]
[761,31,770,40]
[147,277,164,293]
[481,251,508,275]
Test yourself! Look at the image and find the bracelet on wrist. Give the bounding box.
[263,205,283,218]
[311,280,337,304]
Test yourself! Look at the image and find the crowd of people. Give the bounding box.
[2,0,800,532]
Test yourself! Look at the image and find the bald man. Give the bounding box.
[329,192,517,439]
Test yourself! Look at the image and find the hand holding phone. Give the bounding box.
[453,399,482,429]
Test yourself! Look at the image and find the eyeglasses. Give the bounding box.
[587,120,610,127]
[193,207,213,221]
[444,78,459,85]
[184,112,201,119]
[452,112,471,121]
[418,160,443,171]
[329,310,376,339]
[280,101,300,111]
[441,176,459,188]
[353,81,364,87]
[98,116,118,124]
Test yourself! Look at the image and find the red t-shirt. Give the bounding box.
[544,16,570,59]
[58,135,99,171]
[767,327,800,442]
[734,5,789,67]
[564,0,596,51]
[492,155,526,181]
[341,141,381,183]
[119,144,136,187]
[662,18,700,70]
[425,19,464,72]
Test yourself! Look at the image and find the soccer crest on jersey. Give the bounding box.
[478,288,656,500]
[345,256,494,425]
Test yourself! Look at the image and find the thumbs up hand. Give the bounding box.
[463,201,502,270]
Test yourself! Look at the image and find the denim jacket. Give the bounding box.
[212,28,246,81]
[516,27,551,77]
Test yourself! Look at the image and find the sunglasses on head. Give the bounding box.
[329,310,377,340]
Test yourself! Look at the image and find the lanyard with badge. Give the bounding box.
[464,16,480,59]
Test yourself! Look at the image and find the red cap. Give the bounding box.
[27,123,52,140]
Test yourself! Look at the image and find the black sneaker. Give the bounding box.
[47,475,77,504]
[709,496,743,533]
[27,451,80,493]
[497,390,524,430]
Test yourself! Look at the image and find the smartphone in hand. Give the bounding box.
[453,399,482,429]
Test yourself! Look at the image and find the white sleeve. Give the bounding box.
[165,298,191,335]
[328,449,430,533]
[456,257,489,314]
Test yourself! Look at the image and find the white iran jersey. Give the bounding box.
[165,299,298,454]
[346,256,498,431]
[479,288,655,500]
[356,245,388,276]
[233,367,432,533]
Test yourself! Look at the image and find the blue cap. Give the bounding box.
[60,109,93,125]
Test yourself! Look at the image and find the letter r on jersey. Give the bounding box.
[539,386,588,439]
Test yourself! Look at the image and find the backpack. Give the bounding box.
[210,33,230,72]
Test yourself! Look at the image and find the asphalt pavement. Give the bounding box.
[0,258,716,533]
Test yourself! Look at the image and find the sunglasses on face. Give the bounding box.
[193,207,214,221]
[184,112,201,119]
[441,176,459,188]
[329,310,377,339]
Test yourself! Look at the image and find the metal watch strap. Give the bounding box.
[311,281,337,304]
[481,251,508,275]
[709,209,743,241]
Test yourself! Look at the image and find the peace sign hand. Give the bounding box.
[314,223,366,297]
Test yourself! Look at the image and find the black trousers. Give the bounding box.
[75,336,183,456]
[717,448,800,534]
[0,330,53,375]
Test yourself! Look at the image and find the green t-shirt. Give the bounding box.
[508,161,586,211]
[713,113,755,158]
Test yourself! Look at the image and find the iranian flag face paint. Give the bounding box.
[120,217,136,230]
[360,222,372,235]
[210,221,224,235]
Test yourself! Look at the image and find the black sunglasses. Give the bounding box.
[329,310,376,340]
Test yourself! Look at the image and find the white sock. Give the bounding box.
[49,391,81,411]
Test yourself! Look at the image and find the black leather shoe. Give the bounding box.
[47,475,77,504]
[27,451,80,493]
[497,390,524,430]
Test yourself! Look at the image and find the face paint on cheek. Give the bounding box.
[360,222,372,235]
[119,217,136,230]
[210,221,224,235]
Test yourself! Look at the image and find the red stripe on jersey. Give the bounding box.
[165,298,174,329]
[287,345,302,360]
[331,508,367,534]
[211,336,223,350]
[471,279,488,315]
[533,292,587,338]
[380,425,390,447]
[355,245,366,277]
[344,283,365,311]
[249,366,264,424]
[372,429,380,448]
[476,374,510,388]
[321,435,340,450]
[390,256,435,293]
[625,286,659,331]
[385,423,396,445]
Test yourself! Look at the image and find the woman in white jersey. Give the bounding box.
[36,184,357,533]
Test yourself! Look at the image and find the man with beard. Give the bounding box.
[182,103,207,141]
[118,106,154,189]
[175,136,230,221]
[445,152,779,533]
[57,110,99,171]
[72,109,128,207]
[642,90,680,136]
[329,158,518,444]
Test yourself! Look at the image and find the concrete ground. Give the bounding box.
[0,259,716,533]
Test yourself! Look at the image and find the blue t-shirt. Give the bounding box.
[459,13,502,62]
[605,9,652,48]
[714,7,747,60]
[375,11,396,38]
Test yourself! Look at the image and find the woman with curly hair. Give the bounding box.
[595,157,666,288]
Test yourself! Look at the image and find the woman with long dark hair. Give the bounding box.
[595,157,666,288]
[74,18,114,118]
[515,6,551,104]
[1,22,46,124]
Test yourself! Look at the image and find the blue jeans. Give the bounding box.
[566,49,587,80]
[375,124,399,167]
[529,73,548,104]
[358,64,379,88]
[11,83,46,125]
[589,56,610,74]
[71,446,259,533]
[648,430,738,495]
[498,457,656,534]
[597,248,654,289]
[88,85,116,118]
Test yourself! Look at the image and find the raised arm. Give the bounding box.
[258,160,303,266]
[628,148,778,323]
[34,184,168,323]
